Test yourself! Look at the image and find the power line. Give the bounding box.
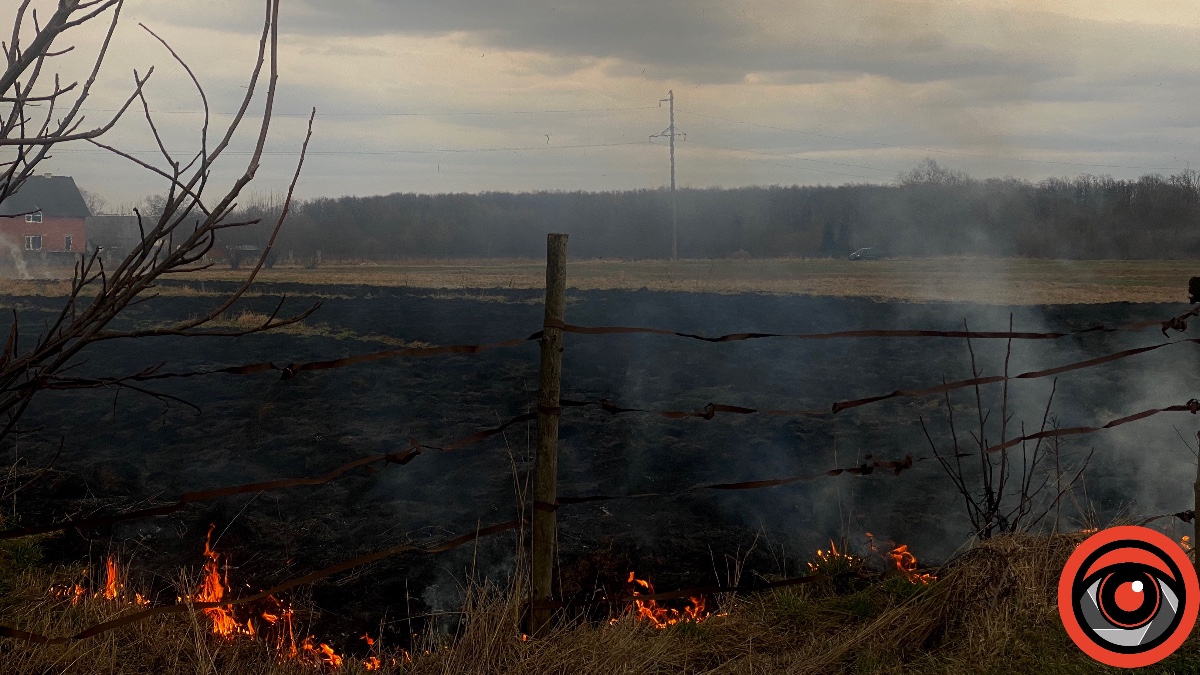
[49,140,654,156]
[690,141,893,174]
[681,109,1186,172]
[690,142,885,181]
[71,105,659,117]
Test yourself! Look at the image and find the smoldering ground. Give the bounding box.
[4,282,1199,639]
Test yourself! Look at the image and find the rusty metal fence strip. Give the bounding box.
[984,400,1200,454]
[545,307,1199,343]
[831,339,1200,413]
[7,383,1192,541]
[28,307,1199,393]
[0,444,423,541]
[548,453,930,512]
[0,432,923,541]
[6,378,1193,543]
[31,333,544,392]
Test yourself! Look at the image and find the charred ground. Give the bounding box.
[4,282,1198,651]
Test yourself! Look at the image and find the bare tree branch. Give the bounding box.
[0,0,315,480]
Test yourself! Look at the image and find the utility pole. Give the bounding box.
[650,90,685,260]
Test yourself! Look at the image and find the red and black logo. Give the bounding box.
[1059,526,1199,668]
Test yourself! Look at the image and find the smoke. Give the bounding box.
[10,279,1199,619]
[0,233,31,279]
[573,290,1200,564]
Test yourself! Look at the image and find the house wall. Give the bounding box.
[0,216,85,253]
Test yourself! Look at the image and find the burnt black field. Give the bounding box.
[5,282,1200,647]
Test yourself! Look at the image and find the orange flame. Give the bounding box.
[254,602,351,669]
[1182,535,1193,553]
[888,544,936,585]
[865,533,936,584]
[189,526,346,668]
[807,540,861,574]
[53,525,375,670]
[193,524,245,639]
[49,554,134,606]
[49,582,87,604]
[362,634,383,670]
[103,556,121,601]
[615,572,710,629]
[313,641,344,669]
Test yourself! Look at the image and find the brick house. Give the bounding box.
[0,174,89,268]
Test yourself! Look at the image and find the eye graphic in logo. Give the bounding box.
[1059,526,1199,668]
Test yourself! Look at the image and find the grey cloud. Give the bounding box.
[65,0,1200,202]
[135,0,1135,85]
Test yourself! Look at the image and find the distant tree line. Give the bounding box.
[208,159,1200,260]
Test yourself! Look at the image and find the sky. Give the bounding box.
[12,0,1200,207]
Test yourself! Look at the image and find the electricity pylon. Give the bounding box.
[650,90,685,260]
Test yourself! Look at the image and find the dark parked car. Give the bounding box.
[849,247,884,260]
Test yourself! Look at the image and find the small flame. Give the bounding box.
[103,556,121,600]
[1182,535,1193,553]
[614,572,710,629]
[315,641,343,668]
[48,554,138,606]
[888,544,936,585]
[302,639,343,669]
[49,582,87,604]
[865,534,936,584]
[184,525,352,669]
[808,540,862,575]
[362,634,382,670]
[47,526,379,670]
[193,524,243,639]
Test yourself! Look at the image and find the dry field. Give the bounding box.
[167,258,1196,305]
[2,258,1194,304]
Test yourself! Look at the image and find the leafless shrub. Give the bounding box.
[0,1,316,466]
[920,318,1093,539]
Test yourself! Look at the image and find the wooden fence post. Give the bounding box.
[530,233,567,636]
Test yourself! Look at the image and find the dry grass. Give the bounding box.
[392,533,1200,675]
[5,533,1196,674]
[5,258,1193,304]
[0,280,346,301]
[198,310,433,347]
[0,550,340,674]
[0,279,268,300]
[0,278,75,297]
[173,258,1198,305]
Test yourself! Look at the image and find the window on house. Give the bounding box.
[64,235,73,252]
[24,213,42,223]
[24,235,41,251]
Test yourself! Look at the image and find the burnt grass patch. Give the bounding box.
[3,282,1198,655]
